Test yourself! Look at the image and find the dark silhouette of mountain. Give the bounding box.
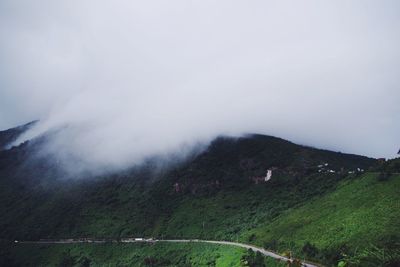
[0,121,37,151]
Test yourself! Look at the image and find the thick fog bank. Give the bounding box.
[1,1,400,175]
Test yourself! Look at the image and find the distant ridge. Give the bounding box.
[0,120,38,150]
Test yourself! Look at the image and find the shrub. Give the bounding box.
[377,172,390,182]
[339,245,400,267]
[302,241,319,258]
[143,257,158,266]
[58,252,76,267]
[241,249,266,267]
[263,239,279,251]
[248,234,256,242]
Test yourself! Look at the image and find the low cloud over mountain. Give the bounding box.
[1,1,399,174]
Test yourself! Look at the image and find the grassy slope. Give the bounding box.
[244,173,400,264]
[2,243,285,267]
[3,173,398,266]
[2,174,399,265]
[64,173,349,241]
[140,172,399,265]
[153,173,347,241]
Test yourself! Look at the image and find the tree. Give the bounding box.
[241,249,265,267]
[302,241,319,258]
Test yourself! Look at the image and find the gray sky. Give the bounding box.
[1,1,399,172]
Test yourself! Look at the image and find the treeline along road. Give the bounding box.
[16,238,320,267]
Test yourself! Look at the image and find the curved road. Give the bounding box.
[162,239,319,267]
[18,238,320,267]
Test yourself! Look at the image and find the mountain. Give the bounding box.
[0,123,399,267]
[0,121,37,151]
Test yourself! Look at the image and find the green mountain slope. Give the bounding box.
[0,123,399,266]
[245,173,400,265]
[3,242,285,267]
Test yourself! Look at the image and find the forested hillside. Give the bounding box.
[1,124,399,266]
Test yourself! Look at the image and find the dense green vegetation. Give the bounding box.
[2,173,398,266]
[1,242,286,267]
[0,135,375,240]
[245,173,400,266]
[1,125,399,266]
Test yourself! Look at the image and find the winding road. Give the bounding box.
[17,238,320,267]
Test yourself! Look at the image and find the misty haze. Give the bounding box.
[0,1,399,267]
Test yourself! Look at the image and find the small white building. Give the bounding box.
[264,170,273,182]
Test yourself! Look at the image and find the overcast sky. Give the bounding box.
[0,1,399,172]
